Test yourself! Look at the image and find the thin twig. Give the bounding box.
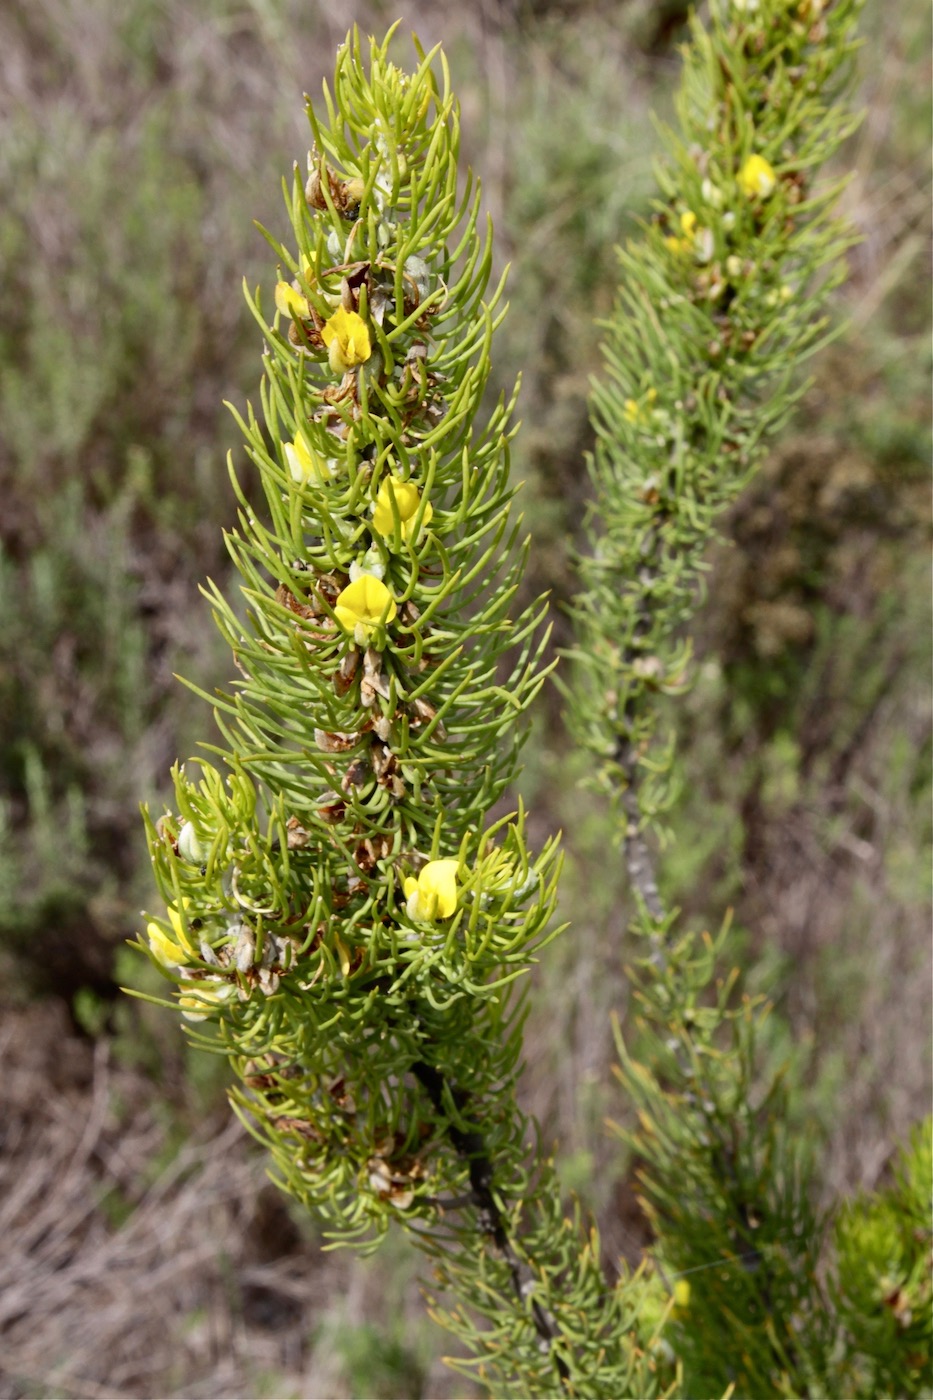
[410,1059,571,1383]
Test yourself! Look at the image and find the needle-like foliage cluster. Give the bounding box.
[141,26,560,1247]
[570,4,931,1396]
[569,0,862,838]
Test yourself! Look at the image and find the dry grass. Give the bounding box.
[0,1001,469,1399]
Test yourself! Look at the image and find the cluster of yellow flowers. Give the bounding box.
[271,192,456,925]
[273,252,438,650]
[147,855,463,1009]
[665,152,777,259]
[143,121,479,997]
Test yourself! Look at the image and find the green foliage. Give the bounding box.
[141,23,562,1244]
[568,0,862,839]
[136,33,673,1395]
[832,1119,933,1397]
[562,1,928,1397]
[0,2,924,1396]
[131,7,930,1399]
[612,927,836,1397]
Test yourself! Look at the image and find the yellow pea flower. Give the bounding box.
[664,209,698,255]
[284,433,329,485]
[321,306,372,373]
[146,898,193,967]
[739,153,777,199]
[179,980,235,1022]
[403,859,460,922]
[334,574,397,645]
[274,280,311,320]
[624,388,658,426]
[371,477,433,545]
[673,1279,691,1311]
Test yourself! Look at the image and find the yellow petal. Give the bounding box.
[372,477,432,543]
[738,154,776,199]
[406,859,459,921]
[421,859,459,918]
[147,919,184,966]
[178,981,233,1022]
[285,434,328,485]
[274,280,310,319]
[146,896,196,966]
[321,306,372,371]
[334,574,397,642]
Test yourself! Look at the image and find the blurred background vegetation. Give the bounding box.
[0,1,928,1395]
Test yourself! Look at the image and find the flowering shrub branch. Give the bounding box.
[135,8,930,1399]
[569,0,863,870]
[138,27,641,1395]
[564,4,927,1395]
[141,26,563,1249]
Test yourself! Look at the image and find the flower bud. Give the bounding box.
[177,821,204,864]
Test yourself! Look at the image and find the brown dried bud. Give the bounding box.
[286,816,310,849]
[315,729,358,753]
[276,584,316,620]
[335,645,360,698]
[354,833,392,873]
[372,711,391,741]
[305,164,340,211]
[341,756,372,791]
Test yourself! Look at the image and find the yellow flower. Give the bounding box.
[672,1279,691,1311]
[321,306,372,373]
[179,980,234,1022]
[739,153,777,199]
[334,574,397,645]
[146,898,192,967]
[371,477,433,545]
[624,388,658,426]
[765,283,794,307]
[285,433,329,485]
[274,280,310,320]
[403,859,460,922]
[664,209,698,255]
